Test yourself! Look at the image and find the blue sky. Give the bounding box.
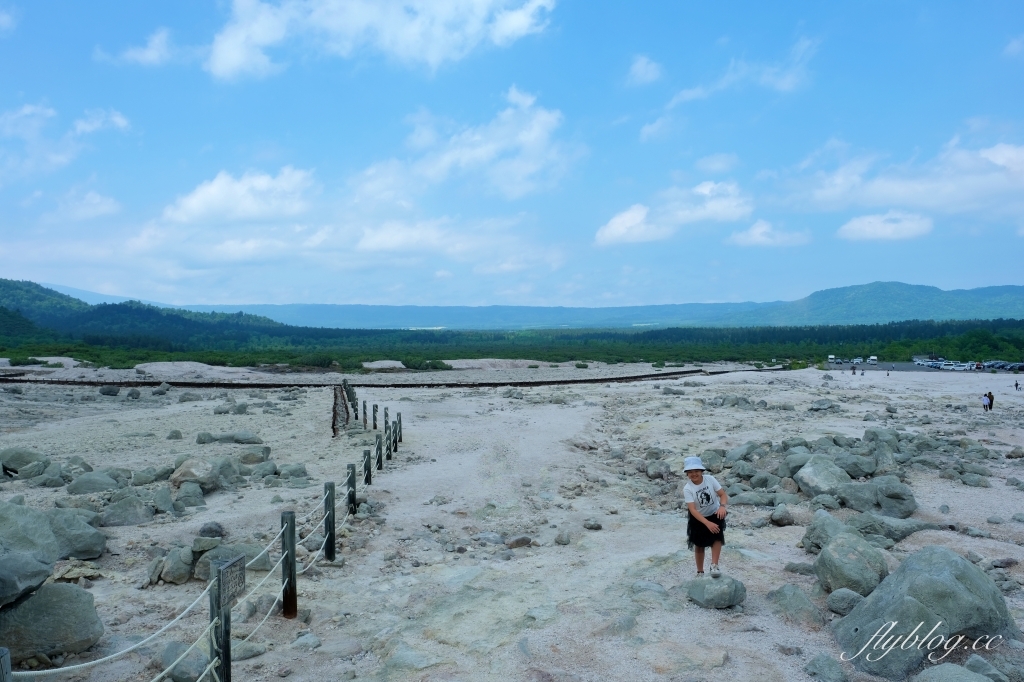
[1,1,1023,306]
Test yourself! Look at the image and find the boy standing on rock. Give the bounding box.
[683,456,728,577]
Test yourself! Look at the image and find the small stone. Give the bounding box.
[277,666,293,677]
[988,516,1004,524]
[939,504,950,514]
[804,653,848,682]
[554,531,571,545]
[583,519,602,530]
[199,521,226,538]
[166,430,182,440]
[966,550,985,563]
[777,644,803,656]
[98,385,119,396]
[506,536,531,549]
[825,587,864,616]
[770,504,794,526]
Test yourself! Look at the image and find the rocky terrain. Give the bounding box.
[2,364,1024,681]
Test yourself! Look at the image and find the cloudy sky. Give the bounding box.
[2,1,1023,306]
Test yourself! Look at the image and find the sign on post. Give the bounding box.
[218,555,247,609]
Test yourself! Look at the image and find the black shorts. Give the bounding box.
[687,511,726,550]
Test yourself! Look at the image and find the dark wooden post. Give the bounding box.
[373,404,378,430]
[383,407,389,431]
[209,562,233,682]
[385,422,392,460]
[397,412,402,442]
[376,433,383,462]
[346,464,356,513]
[392,420,398,452]
[324,482,336,562]
[281,511,297,619]
[362,400,367,429]
[363,449,372,485]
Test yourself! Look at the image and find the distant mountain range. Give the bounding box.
[38,281,1024,329]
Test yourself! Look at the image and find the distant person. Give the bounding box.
[891,363,896,371]
[861,370,865,376]
[683,457,727,578]
[1016,380,1020,391]
[851,366,856,375]
[982,394,990,412]
[988,392,995,411]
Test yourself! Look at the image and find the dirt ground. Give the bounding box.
[2,364,1024,681]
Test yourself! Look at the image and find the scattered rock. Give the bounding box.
[0,501,60,607]
[44,508,105,559]
[815,532,889,596]
[554,531,571,545]
[794,455,853,498]
[910,663,992,682]
[98,385,120,396]
[67,471,118,495]
[506,536,532,549]
[161,547,194,585]
[167,430,183,440]
[834,546,1021,679]
[804,654,848,682]
[199,521,226,538]
[963,654,1010,682]
[770,504,794,526]
[126,388,141,399]
[156,640,208,682]
[583,519,602,530]
[100,496,154,526]
[232,639,267,661]
[825,587,864,616]
[176,482,205,507]
[179,392,203,403]
[0,583,104,663]
[687,575,746,608]
[290,633,322,651]
[766,584,824,628]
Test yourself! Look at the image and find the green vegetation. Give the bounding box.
[1,279,1023,370]
[575,362,589,369]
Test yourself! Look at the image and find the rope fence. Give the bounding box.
[3,385,405,682]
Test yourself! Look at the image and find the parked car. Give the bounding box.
[868,356,878,365]
[941,361,955,370]
[853,357,863,364]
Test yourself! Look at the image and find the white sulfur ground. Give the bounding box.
[2,366,1024,680]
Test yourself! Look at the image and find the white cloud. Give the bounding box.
[54,190,121,221]
[695,153,738,174]
[639,116,669,142]
[0,105,129,182]
[72,109,130,136]
[1006,34,1024,56]
[836,211,932,241]
[206,0,556,79]
[163,166,314,222]
[355,86,570,200]
[727,219,808,247]
[594,204,670,246]
[668,37,818,107]
[121,28,174,65]
[801,140,1024,217]
[661,181,753,224]
[627,55,662,86]
[0,10,14,33]
[595,182,751,246]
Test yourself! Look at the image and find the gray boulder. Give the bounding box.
[794,455,852,497]
[179,392,203,402]
[67,471,119,494]
[126,388,141,399]
[167,429,183,440]
[875,475,917,518]
[835,452,876,478]
[814,532,889,596]
[911,664,992,682]
[176,482,205,507]
[833,546,1020,679]
[157,640,208,682]
[249,461,277,478]
[726,441,758,463]
[804,654,848,682]
[153,485,175,513]
[0,583,104,663]
[99,496,154,526]
[44,508,105,559]
[770,504,795,526]
[766,584,824,628]
[836,482,879,512]
[98,385,120,396]
[802,510,861,554]
[238,445,271,464]
[845,511,939,542]
[686,575,746,608]
[963,654,1010,682]
[0,501,60,607]
[825,587,863,615]
[0,447,48,472]
[161,547,194,585]
[194,543,270,580]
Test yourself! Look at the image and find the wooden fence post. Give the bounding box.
[281,511,297,619]
[324,482,336,562]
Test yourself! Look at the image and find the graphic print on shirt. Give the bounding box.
[697,488,713,509]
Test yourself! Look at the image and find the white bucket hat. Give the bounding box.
[683,456,706,472]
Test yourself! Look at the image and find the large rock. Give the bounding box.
[686,576,746,608]
[98,385,120,396]
[44,508,106,559]
[836,482,879,512]
[802,510,861,554]
[67,471,119,494]
[193,543,271,580]
[726,441,758,463]
[176,481,205,507]
[170,456,239,493]
[794,455,852,498]
[0,501,59,607]
[0,583,104,663]
[825,588,863,616]
[161,547,194,585]
[835,452,876,478]
[99,496,154,526]
[814,532,889,596]
[157,641,208,682]
[238,445,271,464]
[910,663,991,682]
[0,447,48,472]
[804,653,849,682]
[833,546,1020,679]
[766,584,824,628]
[845,512,939,542]
[875,475,917,518]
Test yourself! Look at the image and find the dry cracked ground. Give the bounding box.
[3,366,1024,681]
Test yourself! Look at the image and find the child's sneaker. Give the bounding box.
[696,571,705,577]
[709,564,721,577]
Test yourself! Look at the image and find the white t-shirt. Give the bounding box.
[683,474,722,518]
